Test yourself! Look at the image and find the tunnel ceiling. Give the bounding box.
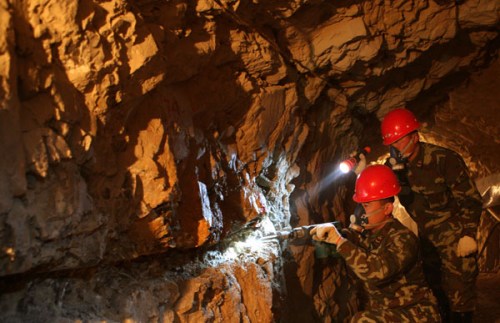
[0,0,499,321]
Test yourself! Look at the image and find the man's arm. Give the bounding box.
[442,150,483,236]
[337,228,418,284]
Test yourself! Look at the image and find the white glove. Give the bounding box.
[354,153,366,175]
[456,236,478,257]
[311,223,342,245]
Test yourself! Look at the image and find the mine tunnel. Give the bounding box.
[0,0,499,322]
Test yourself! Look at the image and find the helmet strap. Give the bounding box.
[398,135,416,158]
[364,206,384,218]
[361,206,392,230]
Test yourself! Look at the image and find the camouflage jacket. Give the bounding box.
[338,219,434,309]
[400,142,483,236]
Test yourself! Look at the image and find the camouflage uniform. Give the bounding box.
[397,142,483,313]
[338,219,440,322]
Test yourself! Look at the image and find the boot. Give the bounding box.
[450,311,473,323]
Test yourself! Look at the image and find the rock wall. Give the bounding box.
[0,0,498,321]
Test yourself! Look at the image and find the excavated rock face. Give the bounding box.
[0,0,498,321]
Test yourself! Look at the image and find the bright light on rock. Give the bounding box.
[223,247,238,261]
[234,236,266,253]
[202,216,280,267]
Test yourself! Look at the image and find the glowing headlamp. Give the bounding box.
[339,158,357,174]
[339,146,371,174]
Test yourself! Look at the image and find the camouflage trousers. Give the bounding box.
[420,220,478,312]
[350,300,440,322]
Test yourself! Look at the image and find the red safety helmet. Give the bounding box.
[381,108,420,145]
[353,165,401,203]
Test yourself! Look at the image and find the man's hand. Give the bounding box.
[311,223,343,245]
[347,150,367,175]
[456,236,478,257]
[354,153,366,175]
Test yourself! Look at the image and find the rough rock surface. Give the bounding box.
[0,0,499,321]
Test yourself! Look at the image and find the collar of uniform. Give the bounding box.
[408,142,424,168]
[365,218,394,242]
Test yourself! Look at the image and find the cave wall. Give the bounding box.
[0,0,499,322]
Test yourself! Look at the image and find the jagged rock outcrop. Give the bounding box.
[0,0,498,321]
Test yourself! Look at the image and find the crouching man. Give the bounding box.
[311,165,440,322]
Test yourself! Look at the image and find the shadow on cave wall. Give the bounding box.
[86,0,273,263]
[0,3,103,275]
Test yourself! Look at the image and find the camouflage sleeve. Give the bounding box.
[337,230,418,284]
[442,151,483,236]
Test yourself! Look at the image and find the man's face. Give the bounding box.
[391,132,418,158]
[361,200,393,229]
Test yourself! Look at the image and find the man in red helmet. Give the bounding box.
[380,108,483,323]
[312,165,440,322]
